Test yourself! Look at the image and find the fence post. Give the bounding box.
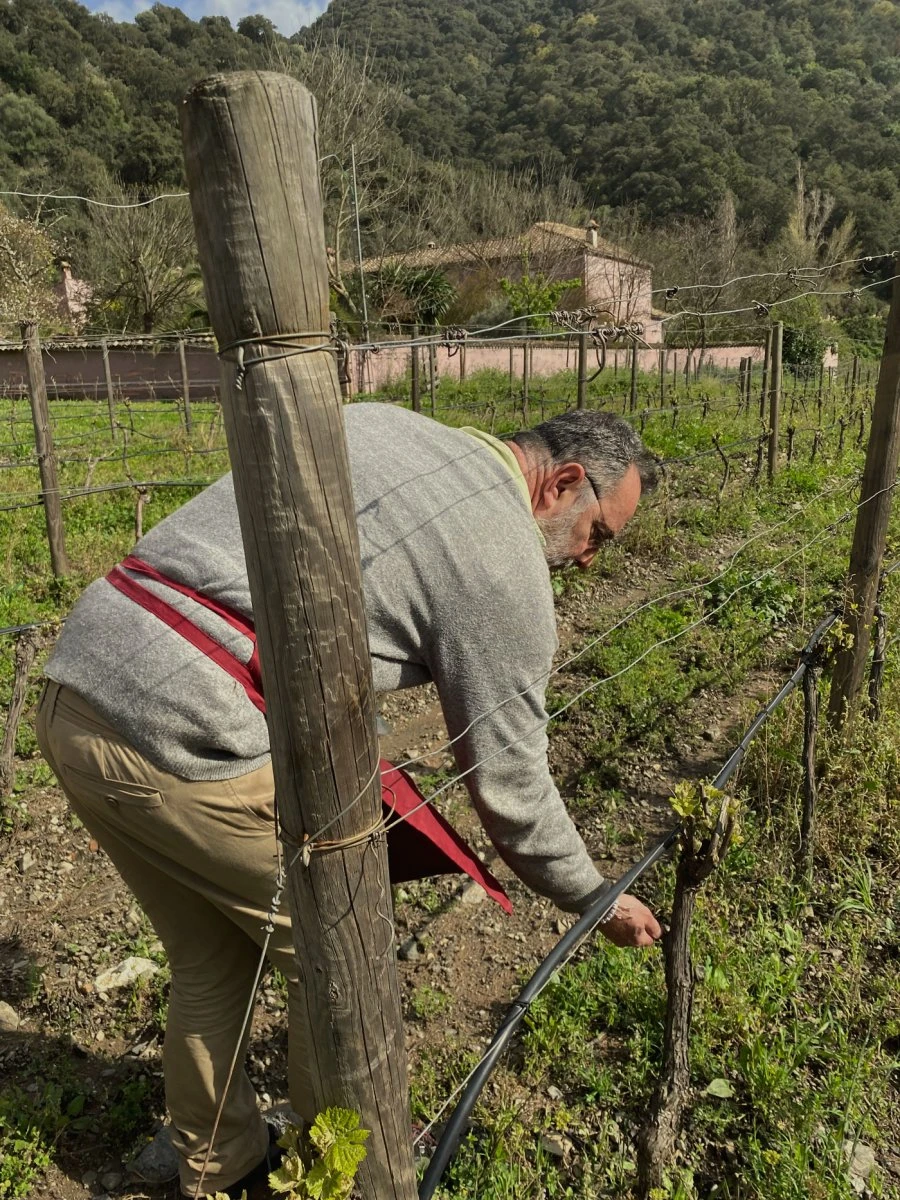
[576,331,587,409]
[428,340,437,418]
[522,339,530,423]
[828,275,900,729]
[767,321,783,482]
[101,337,117,436]
[459,342,466,383]
[177,337,193,432]
[629,343,639,412]
[410,324,421,413]
[0,630,40,797]
[659,347,666,406]
[180,71,417,1199]
[22,322,68,577]
[759,326,772,420]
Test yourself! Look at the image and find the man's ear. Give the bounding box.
[553,462,586,496]
[536,462,586,513]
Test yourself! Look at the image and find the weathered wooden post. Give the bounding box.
[428,340,437,417]
[759,326,772,420]
[410,324,421,413]
[658,347,666,407]
[177,337,193,432]
[828,276,900,729]
[22,323,68,577]
[522,336,530,423]
[0,630,40,797]
[576,330,587,409]
[101,337,117,436]
[180,71,417,1199]
[767,321,783,482]
[459,342,466,383]
[627,343,638,412]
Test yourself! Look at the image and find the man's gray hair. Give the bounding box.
[507,410,659,497]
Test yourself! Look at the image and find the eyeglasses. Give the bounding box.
[581,472,616,550]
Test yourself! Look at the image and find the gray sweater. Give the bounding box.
[46,404,605,912]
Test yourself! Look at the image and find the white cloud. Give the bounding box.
[86,0,327,38]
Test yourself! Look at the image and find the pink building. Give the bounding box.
[359,221,659,334]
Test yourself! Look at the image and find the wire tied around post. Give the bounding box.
[217,330,342,391]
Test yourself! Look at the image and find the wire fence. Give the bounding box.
[0,239,895,1196]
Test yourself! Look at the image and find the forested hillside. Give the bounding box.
[0,0,269,199]
[311,0,900,250]
[1,0,898,251]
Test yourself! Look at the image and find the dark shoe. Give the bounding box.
[187,1125,284,1200]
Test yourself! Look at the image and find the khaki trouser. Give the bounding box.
[36,681,315,1196]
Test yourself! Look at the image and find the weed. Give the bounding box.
[410,985,450,1021]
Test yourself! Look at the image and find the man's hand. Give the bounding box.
[598,893,662,948]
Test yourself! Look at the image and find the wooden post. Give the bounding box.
[522,339,530,423]
[576,331,587,409]
[767,321,783,482]
[101,337,117,436]
[828,276,900,729]
[428,341,437,417]
[177,337,193,432]
[180,71,416,1200]
[659,348,666,406]
[508,341,515,401]
[22,322,68,577]
[817,360,824,425]
[410,324,421,413]
[459,343,466,383]
[759,326,772,420]
[629,343,639,412]
[0,630,40,797]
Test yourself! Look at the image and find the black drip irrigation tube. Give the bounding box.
[418,608,839,1199]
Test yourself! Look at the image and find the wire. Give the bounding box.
[650,252,897,296]
[0,188,189,209]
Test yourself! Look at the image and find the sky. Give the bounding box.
[85,0,329,38]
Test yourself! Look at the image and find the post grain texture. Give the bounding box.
[101,337,117,436]
[22,322,68,577]
[828,274,900,728]
[180,72,416,1198]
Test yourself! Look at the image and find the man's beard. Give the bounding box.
[536,510,582,570]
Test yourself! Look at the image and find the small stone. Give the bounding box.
[546,1085,563,1101]
[100,1171,122,1191]
[540,1134,572,1158]
[0,1002,20,1031]
[59,861,74,874]
[94,956,159,993]
[398,937,420,961]
[843,1140,876,1192]
[18,851,35,873]
[81,1170,99,1186]
[459,882,485,906]
[128,1127,179,1184]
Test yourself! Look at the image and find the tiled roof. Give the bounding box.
[358,222,651,274]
